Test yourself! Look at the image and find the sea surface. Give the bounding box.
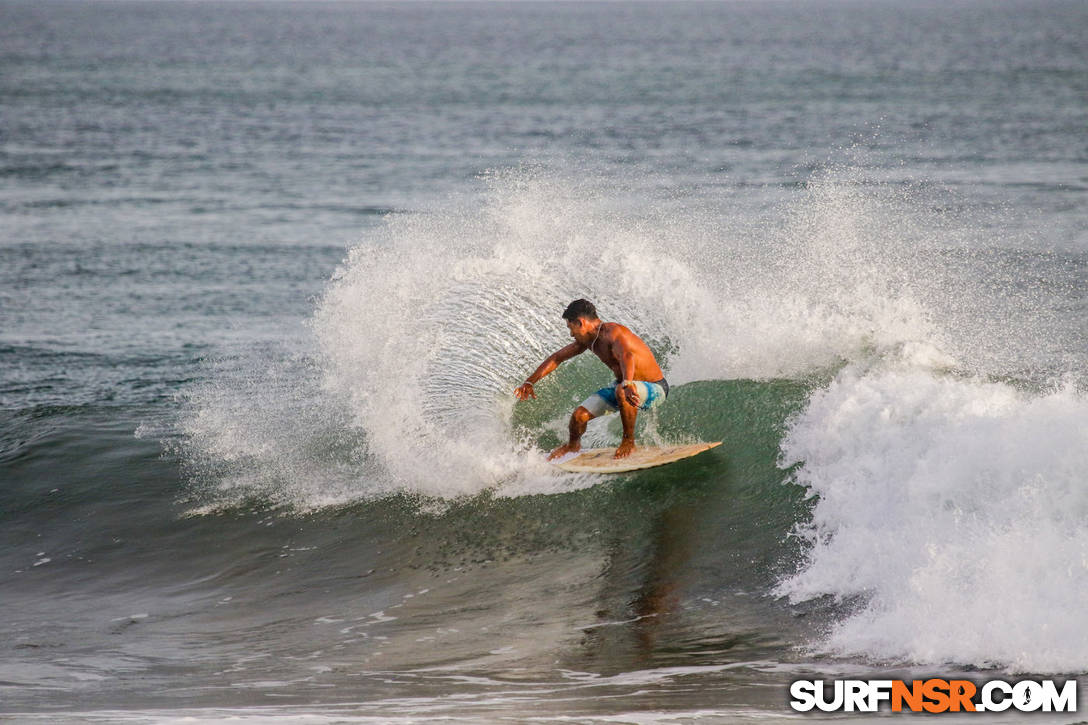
[1,1,1087,722]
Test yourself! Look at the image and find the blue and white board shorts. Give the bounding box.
[580,379,669,417]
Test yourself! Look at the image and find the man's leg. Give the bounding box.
[547,406,596,460]
[614,383,638,458]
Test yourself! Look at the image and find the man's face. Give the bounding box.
[566,318,590,343]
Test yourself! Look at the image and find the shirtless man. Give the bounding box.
[515,299,669,460]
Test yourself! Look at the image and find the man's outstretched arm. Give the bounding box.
[515,342,585,400]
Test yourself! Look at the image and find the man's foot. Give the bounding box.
[613,439,636,459]
[548,442,581,461]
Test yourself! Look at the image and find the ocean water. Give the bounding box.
[1,0,1086,722]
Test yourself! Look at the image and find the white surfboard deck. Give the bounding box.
[552,441,721,473]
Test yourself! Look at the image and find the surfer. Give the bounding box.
[515,299,669,460]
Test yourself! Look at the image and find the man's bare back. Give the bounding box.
[515,299,668,460]
[595,322,663,382]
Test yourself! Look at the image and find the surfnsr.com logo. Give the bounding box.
[790,679,1077,713]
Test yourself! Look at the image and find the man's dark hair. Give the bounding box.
[562,299,598,322]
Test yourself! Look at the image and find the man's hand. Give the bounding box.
[620,382,640,407]
[515,382,536,401]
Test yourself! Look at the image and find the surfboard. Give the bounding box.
[552,441,721,473]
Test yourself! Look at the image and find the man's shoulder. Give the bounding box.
[600,320,639,335]
[602,322,640,343]
[601,321,629,334]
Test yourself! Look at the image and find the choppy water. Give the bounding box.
[2,1,1086,722]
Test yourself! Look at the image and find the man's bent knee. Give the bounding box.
[572,406,595,424]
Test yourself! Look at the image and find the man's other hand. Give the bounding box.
[515,382,536,401]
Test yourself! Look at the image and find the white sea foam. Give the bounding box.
[177,164,1073,508]
[777,364,1088,673]
[307,167,959,499]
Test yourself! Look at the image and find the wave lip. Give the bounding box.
[777,365,1088,673]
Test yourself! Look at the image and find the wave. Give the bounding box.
[163,163,1088,673]
[174,165,1077,508]
[777,364,1088,674]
